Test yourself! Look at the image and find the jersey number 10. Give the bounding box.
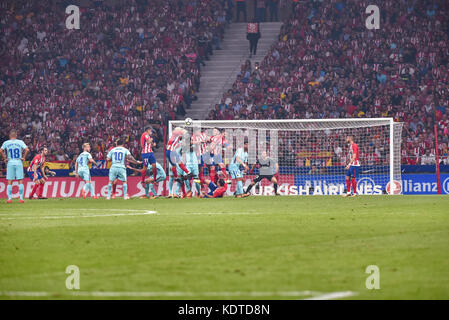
[114,152,124,161]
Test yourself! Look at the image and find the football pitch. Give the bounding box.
[0,196,448,300]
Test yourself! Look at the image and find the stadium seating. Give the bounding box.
[1,0,448,166]
[0,0,228,160]
[208,0,449,165]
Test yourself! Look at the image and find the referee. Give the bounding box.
[244,151,279,196]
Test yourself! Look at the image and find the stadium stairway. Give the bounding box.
[185,22,283,121]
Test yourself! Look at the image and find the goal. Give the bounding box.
[168,118,404,196]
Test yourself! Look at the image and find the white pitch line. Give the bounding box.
[304,291,357,300]
[71,290,321,297]
[188,212,263,215]
[0,290,355,299]
[0,291,52,297]
[74,209,153,212]
[0,211,157,220]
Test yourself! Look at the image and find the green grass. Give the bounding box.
[0,196,448,300]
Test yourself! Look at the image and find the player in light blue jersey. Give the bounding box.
[183,143,201,198]
[167,163,183,198]
[228,140,249,198]
[127,162,166,199]
[106,138,141,200]
[167,146,186,198]
[0,130,29,203]
[75,143,99,199]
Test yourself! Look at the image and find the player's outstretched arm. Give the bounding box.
[126,165,144,173]
[89,157,98,167]
[126,155,142,165]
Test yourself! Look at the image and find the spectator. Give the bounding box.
[235,0,247,22]
[247,19,261,58]
[268,0,279,22]
[210,0,449,165]
[421,149,436,165]
[55,150,69,161]
[256,0,267,22]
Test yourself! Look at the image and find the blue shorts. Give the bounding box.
[166,150,182,166]
[346,166,360,178]
[206,153,223,166]
[142,152,156,167]
[208,181,217,196]
[77,169,91,181]
[228,163,243,179]
[28,170,42,181]
[199,154,206,167]
[7,163,24,180]
[109,167,127,182]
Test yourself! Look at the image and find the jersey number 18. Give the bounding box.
[8,149,20,159]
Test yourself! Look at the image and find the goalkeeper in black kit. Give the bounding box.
[244,151,280,196]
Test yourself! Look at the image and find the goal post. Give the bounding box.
[168,118,403,196]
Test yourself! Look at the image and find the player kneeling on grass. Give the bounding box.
[75,143,99,199]
[245,151,279,196]
[199,178,227,198]
[1,130,30,203]
[343,135,360,197]
[229,140,249,198]
[106,138,142,200]
[127,162,166,199]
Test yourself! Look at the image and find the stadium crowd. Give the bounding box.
[208,0,449,165]
[0,0,229,161]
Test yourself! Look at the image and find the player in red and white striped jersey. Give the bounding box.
[191,127,210,183]
[343,136,360,197]
[140,126,157,186]
[27,147,50,199]
[166,127,191,178]
[208,128,231,184]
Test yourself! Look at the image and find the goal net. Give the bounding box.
[168,119,404,196]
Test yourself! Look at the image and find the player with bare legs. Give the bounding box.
[343,136,360,197]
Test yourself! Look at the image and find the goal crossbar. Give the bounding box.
[169,118,393,131]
